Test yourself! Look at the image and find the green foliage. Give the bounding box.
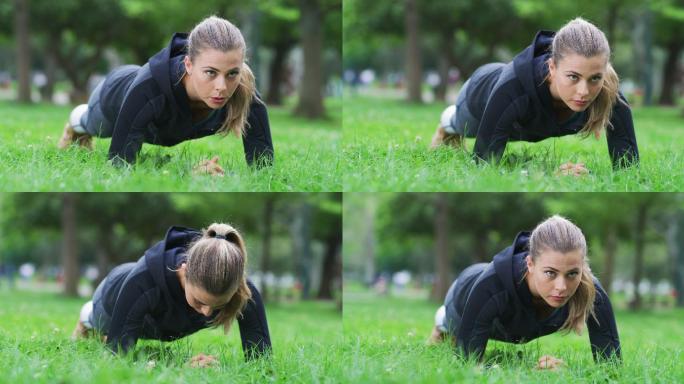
[342,96,684,192]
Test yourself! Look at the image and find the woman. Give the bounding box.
[429,215,621,369]
[431,18,638,173]
[72,223,272,365]
[58,16,274,172]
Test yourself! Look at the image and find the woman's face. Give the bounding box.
[548,53,607,112]
[183,48,244,109]
[526,249,583,308]
[184,281,234,317]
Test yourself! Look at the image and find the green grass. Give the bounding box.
[342,287,684,383]
[0,289,342,383]
[343,95,684,191]
[0,99,340,191]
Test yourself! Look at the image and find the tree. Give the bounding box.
[13,0,31,103]
[653,1,684,105]
[404,0,422,103]
[294,0,326,118]
[431,194,450,301]
[61,194,79,297]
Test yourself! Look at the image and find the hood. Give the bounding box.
[149,33,189,107]
[513,30,555,113]
[144,225,202,291]
[492,231,531,304]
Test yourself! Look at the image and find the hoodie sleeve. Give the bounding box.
[606,94,639,169]
[236,280,272,360]
[586,280,621,362]
[107,87,163,165]
[105,282,160,354]
[456,290,508,361]
[473,90,529,163]
[242,97,274,168]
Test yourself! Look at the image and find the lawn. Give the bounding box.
[343,95,684,191]
[0,98,341,192]
[342,287,684,383]
[0,289,342,384]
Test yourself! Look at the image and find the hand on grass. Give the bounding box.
[556,162,589,177]
[189,353,218,368]
[193,156,225,176]
[535,355,565,370]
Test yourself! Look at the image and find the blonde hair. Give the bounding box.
[528,215,597,335]
[187,16,259,137]
[185,223,251,332]
[547,17,627,138]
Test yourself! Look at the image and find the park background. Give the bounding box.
[0,192,343,383]
[343,0,684,191]
[0,0,342,191]
[343,192,684,382]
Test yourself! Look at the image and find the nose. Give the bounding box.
[200,305,212,316]
[576,81,589,98]
[555,279,567,293]
[214,77,227,92]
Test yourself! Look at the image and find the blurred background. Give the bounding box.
[344,193,684,311]
[0,192,342,308]
[0,0,341,118]
[343,0,684,109]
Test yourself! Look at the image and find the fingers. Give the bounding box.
[535,355,565,370]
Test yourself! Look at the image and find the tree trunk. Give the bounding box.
[266,41,294,105]
[61,194,79,297]
[291,202,313,299]
[431,193,450,301]
[668,211,684,307]
[363,197,376,286]
[605,1,620,49]
[658,40,682,106]
[14,0,31,103]
[294,0,325,118]
[631,202,649,310]
[602,226,617,297]
[317,232,341,300]
[260,197,275,302]
[404,0,422,103]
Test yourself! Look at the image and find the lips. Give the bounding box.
[573,100,588,107]
[550,295,566,302]
[210,97,226,104]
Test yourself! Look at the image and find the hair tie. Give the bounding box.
[214,234,227,240]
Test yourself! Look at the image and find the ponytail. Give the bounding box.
[185,222,252,333]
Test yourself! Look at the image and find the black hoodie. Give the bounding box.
[102,33,274,166]
[451,232,621,362]
[99,226,271,359]
[467,31,638,169]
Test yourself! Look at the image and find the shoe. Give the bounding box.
[430,124,463,149]
[58,120,93,151]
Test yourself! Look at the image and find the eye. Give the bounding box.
[227,70,240,79]
[204,70,217,77]
[544,271,556,278]
[567,74,578,81]
[567,271,579,278]
[590,76,602,83]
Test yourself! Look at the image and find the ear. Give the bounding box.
[525,255,534,273]
[184,56,193,76]
[548,59,556,78]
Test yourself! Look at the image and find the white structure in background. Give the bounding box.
[19,263,35,279]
